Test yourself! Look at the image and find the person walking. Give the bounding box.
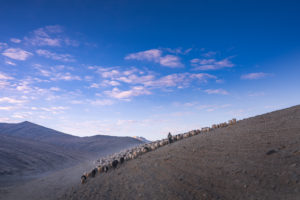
[168,132,173,144]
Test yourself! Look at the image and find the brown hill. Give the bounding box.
[0,121,143,187]
[61,105,300,200]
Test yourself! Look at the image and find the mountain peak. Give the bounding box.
[132,136,151,143]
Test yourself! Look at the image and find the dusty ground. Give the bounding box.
[60,105,300,200]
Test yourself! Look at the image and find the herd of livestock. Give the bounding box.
[81,118,237,184]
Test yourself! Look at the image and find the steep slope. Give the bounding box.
[62,105,300,200]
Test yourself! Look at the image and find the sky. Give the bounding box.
[0,0,300,140]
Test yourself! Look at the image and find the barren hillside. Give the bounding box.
[61,105,300,200]
[0,121,143,187]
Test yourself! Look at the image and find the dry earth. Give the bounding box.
[61,105,300,200]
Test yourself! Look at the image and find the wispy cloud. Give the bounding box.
[5,60,17,66]
[164,47,192,55]
[104,86,151,100]
[10,38,22,43]
[0,106,15,111]
[197,104,231,112]
[89,99,114,106]
[144,73,216,88]
[0,72,14,80]
[248,92,265,97]
[0,42,8,49]
[2,48,32,61]
[202,51,217,57]
[25,25,63,46]
[36,49,75,62]
[25,25,78,47]
[0,97,25,104]
[204,89,229,95]
[89,66,216,92]
[241,72,270,80]
[191,57,234,70]
[35,65,81,81]
[125,49,183,68]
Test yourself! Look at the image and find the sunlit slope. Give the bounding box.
[62,105,300,200]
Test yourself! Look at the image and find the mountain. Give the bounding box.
[62,105,300,200]
[0,121,143,184]
[132,136,151,143]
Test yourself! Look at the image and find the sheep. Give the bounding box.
[232,118,237,124]
[91,168,97,177]
[81,175,87,184]
[82,117,241,184]
[119,157,125,164]
[172,135,177,142]
[201,127,210,132]
[97,165,103,173]
[183,132,189,138]
[103,165,109,173]
[142,146,150,153]
[191,130,198,136]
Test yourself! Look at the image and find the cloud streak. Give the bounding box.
[204,89,229,95]
[104,86,151,100]
[36,49,75,62]
[125,49,183,68]
[191,57,234,70]
[241,72,270,80]
[2,48,32,61]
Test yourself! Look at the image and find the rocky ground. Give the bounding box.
[60,105,300,200]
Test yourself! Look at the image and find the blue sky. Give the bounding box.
[0,0,300,140]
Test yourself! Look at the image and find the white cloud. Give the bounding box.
[0,72,14,80]
[125,49,162,62]
[90,99,114,106]
[191,57,234,70]
[35,65,81,81]
[26,25,62,46]
[248,92,265,97]
[5,60,16,66]
[101,80,120,87]
[125,49,183,68]
[52,72,81,81]
[104,86,151,100]
[241,72,270,80]
[50,87,61,91]
[165,47,192,55]
[101,69,121,78]
[0,80,10,88]
[0,42,8,49]
[159,55,183,67]
[2,48,32,61]
[36,49,75,62]
[0,106,15,111]
[91,66,217,92]
[144,73,216,88]
[10,38,22,43]
[0,97,25,104]
[202,51,217,57]
[25,25,78,47]
[40,106,69,114]
[204,89,229,95]
[197,104,231,112]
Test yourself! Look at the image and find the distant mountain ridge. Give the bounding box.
[0,121,143,183]
[132,136,151,143]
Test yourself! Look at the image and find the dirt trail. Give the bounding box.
[61,105,300,200]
